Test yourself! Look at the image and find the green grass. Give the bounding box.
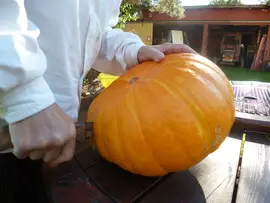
[220,67,270,82]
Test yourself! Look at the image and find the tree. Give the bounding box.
[115,0,185,29]
[209,0,242,6]
[259,0,270,5]
[115,0,141,29]
[150,0,185,18]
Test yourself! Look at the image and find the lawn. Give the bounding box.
[221,66,270,82]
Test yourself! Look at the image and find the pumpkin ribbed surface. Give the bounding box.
[88,53,235,176]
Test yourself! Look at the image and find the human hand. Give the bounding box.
[137,43,197,63]
[9,103,76,167]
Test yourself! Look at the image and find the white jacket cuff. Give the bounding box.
[124,41,145,69]
[1,77,56,123]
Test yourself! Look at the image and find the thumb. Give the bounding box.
[138,46,165,63]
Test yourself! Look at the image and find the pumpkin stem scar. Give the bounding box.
[129,77,139,84]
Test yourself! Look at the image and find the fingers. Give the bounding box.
[16,132,75,164]
[15,138,75,166]
[13,148,29,159]
[48,139,76,168]
[138,46,165,63]
[154,43,197,55]
[138,44,197,65]
[8,103,77,167]
[43,149,62,163]
[29,150,45,160]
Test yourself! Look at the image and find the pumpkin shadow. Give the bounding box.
[138,170,206,203]
[86,156,206,203]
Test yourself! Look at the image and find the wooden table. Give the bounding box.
[45,81,270,203]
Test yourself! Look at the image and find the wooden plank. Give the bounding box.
[236,133,270,203]
[85,157,164,203]
[139,134,241,203]
[139,171,206,203]
[75,147,99,170]
[44,159,113,203]
[195,133,242,203]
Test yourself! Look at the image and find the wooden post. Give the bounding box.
[201,24,209,57]
[263,25,270,62]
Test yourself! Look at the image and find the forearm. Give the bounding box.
[92,27,144,75]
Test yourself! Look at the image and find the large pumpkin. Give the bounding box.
[88,53,235,177]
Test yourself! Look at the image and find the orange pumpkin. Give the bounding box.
[88,53,235,176]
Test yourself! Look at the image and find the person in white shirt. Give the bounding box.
[0,1,196,202]
[0,0,196,166]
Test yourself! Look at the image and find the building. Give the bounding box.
[124,5,270,68]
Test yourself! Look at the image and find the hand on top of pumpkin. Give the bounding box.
[137,43,197,63]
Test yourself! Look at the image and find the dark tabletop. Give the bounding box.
[45,81,270,203]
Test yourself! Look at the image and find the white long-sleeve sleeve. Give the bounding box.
[0,0,55,124]
[92,4,145,76]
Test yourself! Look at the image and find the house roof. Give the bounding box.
[183,5,270,10]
